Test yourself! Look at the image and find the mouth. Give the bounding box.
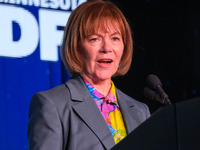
[97,59,113,64]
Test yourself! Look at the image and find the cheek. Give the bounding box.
[118,48,124,61]
[80,46,92,61]
[83,52,96,68]
[79,49,91,69]
[118,42,124,56]
[82,46,96,60]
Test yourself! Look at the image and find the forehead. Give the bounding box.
[98,21,121,34]
[84,19,122,37]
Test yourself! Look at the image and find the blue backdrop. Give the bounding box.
[0,1,86,149]
[1,0,200,149]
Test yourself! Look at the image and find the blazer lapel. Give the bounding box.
[65,75,115,150]
[116,89,142,134]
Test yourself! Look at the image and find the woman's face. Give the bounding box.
[80,22,124,83]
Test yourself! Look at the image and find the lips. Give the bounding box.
[97,59,113,64]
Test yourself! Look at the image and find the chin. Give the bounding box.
[96,71,115,81]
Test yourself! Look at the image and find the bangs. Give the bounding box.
[79,2,126,41]
[61,0,133,75]
[86,18,123,36]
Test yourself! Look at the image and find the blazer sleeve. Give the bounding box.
[27,93,64,150]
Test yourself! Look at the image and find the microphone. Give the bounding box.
[144,74,171,105]
[143,86,162,103]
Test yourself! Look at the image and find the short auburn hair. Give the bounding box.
[60,0,133,76]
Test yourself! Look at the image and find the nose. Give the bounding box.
[100,38,112,53]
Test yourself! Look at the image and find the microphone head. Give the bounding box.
[146,74,162,90]
[143,86,162,102]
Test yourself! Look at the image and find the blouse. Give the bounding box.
[84,80,127,144]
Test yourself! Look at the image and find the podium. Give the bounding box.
[111,98,200,150]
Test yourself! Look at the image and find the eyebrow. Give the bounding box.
[110,31,121,36]
[94,31,121,37]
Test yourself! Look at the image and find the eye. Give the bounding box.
[88,35,100,42]
[112,35,123,42]
[90,38,99,42]
[112,37,120,41]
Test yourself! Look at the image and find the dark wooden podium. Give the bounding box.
[111,98,200,150]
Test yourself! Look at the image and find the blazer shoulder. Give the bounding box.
[116,88,150,113]
[116,88,142,104]
[40,84,69,97]
[31,74,85,108]
[31,84,71,107]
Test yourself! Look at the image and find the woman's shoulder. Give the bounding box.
[31,75,84,104]
[34,84,69,99]
[30,84,70,110]
[116,87,149,109]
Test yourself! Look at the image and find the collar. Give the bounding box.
[84,80,119,108]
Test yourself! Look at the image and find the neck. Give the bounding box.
[93,81,112,96]
[80,74,112,96]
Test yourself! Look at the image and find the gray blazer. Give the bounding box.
[27,75,150,150]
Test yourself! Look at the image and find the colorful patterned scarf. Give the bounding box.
[84,80,127,144]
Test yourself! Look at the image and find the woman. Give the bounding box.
[27,0,150,150]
